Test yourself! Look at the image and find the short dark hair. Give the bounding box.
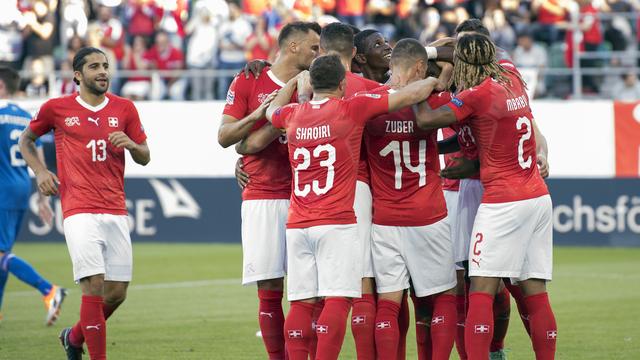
[354,29,380,54]
[310,54,345,92]
[277,21,321,48]
[347,24,361,35]
[320,22,354,57]
[391,38,428,68]
[72,47,107,85]
[455,19,490,37]
[0,66,20,95]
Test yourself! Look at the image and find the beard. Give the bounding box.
[83,78,109,96]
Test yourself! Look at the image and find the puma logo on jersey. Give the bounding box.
[85,324,101,331]
[88,117,99,126]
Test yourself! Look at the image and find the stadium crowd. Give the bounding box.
[1,0,639,101]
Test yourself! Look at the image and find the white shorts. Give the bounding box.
[469,195,553,282]
[63,213,132,282]
[443,190,462,270]
[454,179,483,263]
[286,224,362,301]
[241,199,289,285]
[371,219,457,297]
[354,181,374,278]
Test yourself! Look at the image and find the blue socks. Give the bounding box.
[1,253,53,297]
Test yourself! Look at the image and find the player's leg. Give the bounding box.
[375,290,404,359]
[465,276,501,360]
[411,291,433,360]
[284,227,318,360]
[351,181,376,360]
[454,268,468,359]
[503,279,531,335]
[517,195,556,360]
[397,290,410,360]
[315,224,361,360]
[242,200,289,359]
[490,281,510,359]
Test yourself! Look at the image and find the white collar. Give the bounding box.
[267,70,286,87]
[308,98,330,105]
[75,95,109,112]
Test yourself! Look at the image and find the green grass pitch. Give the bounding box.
[0,243,638,359]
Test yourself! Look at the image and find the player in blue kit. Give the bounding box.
[0,66,66,325]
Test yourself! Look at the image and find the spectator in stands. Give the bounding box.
[513,30,548,97]
[58,0,89,50]
[94,5,126,65]
[145,30,187,100]
[501,0,532,34]
[418,7,442,45]
[22,0,55,77]
[216,1,252,99]
[242,0,269,16]
[245,15,276,62]
[483,8,516,50]
[366,0,397,41]
[612,70,640,101]
[0,2,25,70]
[53,59,77,96]
[121,35,152,100]
[124,0,158,44]
[64,34,86,64]
[531,0,570,45]
[566,0,603,93]
[336,0,366,29]
[24,57,48,98]
[602,0,634,53]
[186,0,228,100]
[155,0,188,49]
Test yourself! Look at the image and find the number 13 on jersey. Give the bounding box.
[86,139,107,162]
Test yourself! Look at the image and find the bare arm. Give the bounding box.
[532,118,549,178]
[415,100,458,130]
[218,90,277,148]
[437,135,460,154]
[388,77,442,113]
[235,124,283,155]
[266,75,300,123]
[19,128,59,195]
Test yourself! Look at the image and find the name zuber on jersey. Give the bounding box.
[506,94,528,112]
[385,120,414,134]
[295,125,331,140]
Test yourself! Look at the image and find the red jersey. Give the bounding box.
[271,93,389,228]
[441,126,460,191]
[223,67,292,200]
[536,0,567,24]
[29,93,147,218]
[445,72,548,204]
[345,71,382,185]
[365,87,449,226]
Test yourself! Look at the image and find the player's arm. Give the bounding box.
[437,135,460,154]
[108,132,150,165]
[532,118,549,178]
[266,74,300,124]
[35,147,53,225]
[18,128,59,196]
[235,123,283,155]
[440,156,480,179]
[218,101,274,148]
[415,101,458,130]
[387,77,443,113]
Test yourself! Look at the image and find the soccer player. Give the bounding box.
[19,47,150,360]
[0,66,66,326]
[364,39,457,360]
[354,30,392,84]
[415,34,557,360]
[218,21,321,360]
[266,54,442,360]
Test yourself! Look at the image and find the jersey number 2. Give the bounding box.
[516,116,533,169]
[379,140,427,189]
[87,139,107,162]
[293,144,336,197]
[9,129,26,167]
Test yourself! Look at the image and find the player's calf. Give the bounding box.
[351,277,376,360]
[374,291,403,359]
[520,279,557,360]
[431,288,458,360]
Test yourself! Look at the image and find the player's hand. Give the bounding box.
[440,157,480,179]
[108,131,136,150]
[36,170,60,196]
[37,196,54,226]
[252,90,278,119]
[429,37,456,48]
[243,60,271,79]
[296,71,312,101]
[426,76,446,92]
[537,154,549,178]
[235,158,249,189]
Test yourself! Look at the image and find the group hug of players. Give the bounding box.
[219,18,557,360]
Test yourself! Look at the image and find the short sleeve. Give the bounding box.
[271,104,298,129]
[347,93,390,125]
[124,101,147,144]
[222,75,249,120]
[445,88,478,122]
[29,100,56,137]
[427,91,452,109]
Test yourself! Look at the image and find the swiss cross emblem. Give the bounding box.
[376,321,391,330]
[108,117,119,128]
[352,315,366,325]
[547,330,557,340]
[288,330,303,339]
[432,316,445,325]
[64,116,80,127]
[475,324,490,334]
[316,325,328,334]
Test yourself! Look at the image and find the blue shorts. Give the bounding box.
[0,210,25,253]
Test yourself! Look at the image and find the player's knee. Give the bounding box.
[257,278,284,291]
[104,291,127,307]
[80,275,105,296]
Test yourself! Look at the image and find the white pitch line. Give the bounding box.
[4,278,241,297]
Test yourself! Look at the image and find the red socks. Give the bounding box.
[308,300,324,359]
[315,297,351,360]
[411,295,433,360]
[374,299,401,359]
[491,287,511,352]
[397,294,410,360]
[258,289,286,359]
[525,292,557,360]
[454,294,467,359]
[284,301,315,360]
[464,292,494,360]
[351,294,376,360]
[504,281,531,335]
[80,295,106,360]
[431,294,457,360]
[69,300,117,347]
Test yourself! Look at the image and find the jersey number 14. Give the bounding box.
[379,140,427,190]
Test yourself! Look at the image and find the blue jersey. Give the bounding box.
[0,100,39,210]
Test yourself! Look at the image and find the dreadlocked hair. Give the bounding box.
[452,34,526,95]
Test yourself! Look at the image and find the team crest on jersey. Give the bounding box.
[451,97,464,108]
[226,90,235,105]
[64,116,80,127]
[364,93,381,99]
[108,117,119,127]
[257,93,269,104]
